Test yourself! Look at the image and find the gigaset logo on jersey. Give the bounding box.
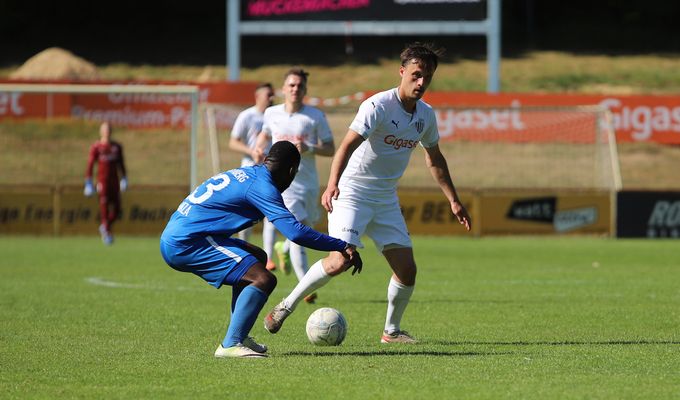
[384,134,419,150]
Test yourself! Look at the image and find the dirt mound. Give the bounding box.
[10,47,100,81]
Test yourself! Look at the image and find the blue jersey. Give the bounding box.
[161,165,347,252]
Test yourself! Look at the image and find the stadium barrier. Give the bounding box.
[0,185,614,236]
[3,80,680,143]
[617,191,680,238]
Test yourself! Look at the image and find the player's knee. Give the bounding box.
[258,270,277,294]
[322,252,347,276]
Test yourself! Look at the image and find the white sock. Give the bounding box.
[384,277,414,334]
[262,219,276,260]
[283,239,290,253]
[284,260,331,311]
[289,242,308,280]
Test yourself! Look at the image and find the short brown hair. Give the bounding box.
[400,42,445,71]
[284,67,309,84]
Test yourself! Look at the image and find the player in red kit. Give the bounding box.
[84,122,127,245]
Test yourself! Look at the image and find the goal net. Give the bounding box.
[431,105,622,191]
[0,83,200,189]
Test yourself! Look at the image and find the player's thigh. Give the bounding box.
[327,196,373,248]
[160,236,258,289]
[365,201,412,253]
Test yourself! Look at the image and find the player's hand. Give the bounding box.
[451,200,471,231]
[252,148,265,164]
[321,184,340,213]
[294,141,309,154]
[83,179,94,197]
[120,177,128,192]
[342,245,363,275]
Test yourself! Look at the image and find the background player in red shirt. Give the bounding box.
[84,122,127,245]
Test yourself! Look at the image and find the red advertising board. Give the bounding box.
[2,80,680,143]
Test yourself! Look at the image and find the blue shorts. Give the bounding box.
[160,236,259,289]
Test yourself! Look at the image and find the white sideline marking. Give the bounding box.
[85,277,203,292]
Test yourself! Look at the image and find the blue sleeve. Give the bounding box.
[246,180,347,252]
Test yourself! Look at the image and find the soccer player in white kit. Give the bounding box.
[229,83,280,270]
[264,43,471,343]
[254,68,336,302]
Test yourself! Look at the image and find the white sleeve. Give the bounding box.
[420,111,440,148]
[349,99,384,139]
[317,112,334,144]
[230,112,248,140]
[261,111,273,138]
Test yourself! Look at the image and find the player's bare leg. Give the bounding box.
[381,246,418,344]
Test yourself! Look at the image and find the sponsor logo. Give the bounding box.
[342,227,359,236]
[507,197,598,232]
[554,207,597,232]
[646,200,680,237]
[391,119,400,129]
[506,197,556,223]
[384,134,419,150]
[599,98,680,141]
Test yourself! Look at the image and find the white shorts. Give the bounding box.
[327,192,411,253]
[282,188,320,226]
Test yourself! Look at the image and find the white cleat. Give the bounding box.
[214,343,268,358]
[242,336,268,354]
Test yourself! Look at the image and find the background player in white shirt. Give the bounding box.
[264,43,472,343]
[254,68,336,303]
[229,83,280,270]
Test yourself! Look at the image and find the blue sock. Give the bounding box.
[222,285,268,348]
[231,285,244,314]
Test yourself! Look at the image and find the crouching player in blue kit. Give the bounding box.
[160,141,362,358]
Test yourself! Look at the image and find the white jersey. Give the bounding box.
[342,88,439,196]
[231,106,265,166]
[262,104,333,195]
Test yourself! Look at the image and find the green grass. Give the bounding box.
[1,236,679,399]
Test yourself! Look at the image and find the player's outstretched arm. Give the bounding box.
[424,144,471,231]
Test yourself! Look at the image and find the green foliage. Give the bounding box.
[1,236,679,399]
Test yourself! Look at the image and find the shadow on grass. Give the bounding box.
[432,340,680,346]
[281,350,513,357]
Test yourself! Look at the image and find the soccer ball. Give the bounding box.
[305,307,348,346]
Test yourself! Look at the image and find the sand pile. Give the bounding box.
[10,47,100,80]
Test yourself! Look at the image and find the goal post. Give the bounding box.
[0,83,201,189]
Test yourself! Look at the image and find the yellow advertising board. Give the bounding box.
[0,185,186,236]
[479,191,612,235]
[0,185,612,237]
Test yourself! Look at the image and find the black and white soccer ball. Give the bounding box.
[305,307,348,346]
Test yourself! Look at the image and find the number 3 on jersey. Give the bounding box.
[188,173,231,204]
[177,173,231,216]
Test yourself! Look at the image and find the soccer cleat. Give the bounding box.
[274,241,291,275]
[265,260,276,271]
[303,292,318,304]
[99,224,113,245]
[214,343,268,358]
[263,300,292,334]
[380,330,418,344]
[242,336,268,354]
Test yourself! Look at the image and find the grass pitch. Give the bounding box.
[1,236,679,399]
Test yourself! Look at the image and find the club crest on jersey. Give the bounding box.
[415,118,425,134]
